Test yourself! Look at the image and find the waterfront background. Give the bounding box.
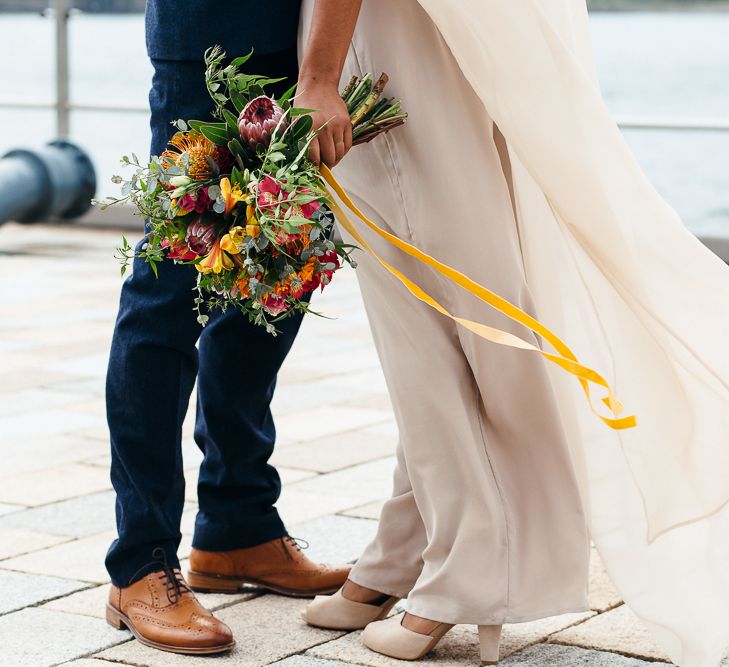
[1,4,729,666]
[0,8,728,237]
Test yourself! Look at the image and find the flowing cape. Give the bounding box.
[411,1,729,665]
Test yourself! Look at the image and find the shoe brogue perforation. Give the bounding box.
[106,564,234,655]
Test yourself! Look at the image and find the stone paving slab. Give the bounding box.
[0,387,82,419]
[340,501,384,520]
[271,429,396,474]
[275,488,367,525]
[308,611,595,666]
[0,503,25,517]
[0,409,105,444]
[271,370,391,419]
[272,656,355,667]
[0,569,89,615]
[588,547,622,612]
[96,595,346,666]
[0,491,117,539]
[550,604,667,661]
[61,660,126,667]
[0,434,106,476]
[275,406,392,443]
[288,458,396,507]
[0,607,128,666]
[0,527,72,560]
[500,643,671,666]
[290,515,378,565]
[0,463,112,507]
[1,530,117,583]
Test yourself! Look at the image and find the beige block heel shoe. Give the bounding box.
[362,614,503,664]
[303,588,400,630]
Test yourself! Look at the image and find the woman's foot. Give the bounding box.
[302,579,399,630]
[341,580,394,605]
[362,612,502,663]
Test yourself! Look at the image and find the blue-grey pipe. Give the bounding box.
[0,140,96,225]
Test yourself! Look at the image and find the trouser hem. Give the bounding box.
[347,568,412,601]
[403,602,591,627]
[107,540,181,588]
[191,511,287,552]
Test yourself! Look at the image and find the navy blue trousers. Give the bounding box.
[105,48,301,587]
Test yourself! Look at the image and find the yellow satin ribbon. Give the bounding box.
[320,164,637,430]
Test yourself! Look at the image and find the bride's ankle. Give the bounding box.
[341,579,391,605]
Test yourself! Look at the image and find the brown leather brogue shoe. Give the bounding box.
[187,536,351,597]
[106,549,235,655]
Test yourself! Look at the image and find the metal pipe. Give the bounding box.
[0,141,96,225]
[54,0,71,137]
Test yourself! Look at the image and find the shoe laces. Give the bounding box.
[284,535,310,557]
[128,547,191,604]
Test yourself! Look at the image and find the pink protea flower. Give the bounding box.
[238,96,288,149]
[185,217,216,256]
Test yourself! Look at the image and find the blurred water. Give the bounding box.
[0,11,728,235]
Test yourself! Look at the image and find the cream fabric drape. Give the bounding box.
[410,1,729,665]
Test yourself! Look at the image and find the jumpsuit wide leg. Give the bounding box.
[301,0,590,625]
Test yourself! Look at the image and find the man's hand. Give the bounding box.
[296,78,352,168]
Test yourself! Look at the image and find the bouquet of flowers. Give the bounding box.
[101,47,406,333]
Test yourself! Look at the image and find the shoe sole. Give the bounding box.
[105,603,236,655]
[187,570,341,598]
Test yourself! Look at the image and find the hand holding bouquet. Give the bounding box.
[101,47,406,334]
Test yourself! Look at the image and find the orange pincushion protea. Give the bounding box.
[161,131,222,181]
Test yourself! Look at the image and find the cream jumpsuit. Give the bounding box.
[301,0,591,625]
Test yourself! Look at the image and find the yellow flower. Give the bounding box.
[170,199,191,217]
[220,226,245,255]
[245,204,261,238]
[196,239,234,274]
[220,177,245,216]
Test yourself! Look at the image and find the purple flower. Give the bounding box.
[238,96,288,149]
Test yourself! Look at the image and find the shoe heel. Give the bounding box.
[478,625,502,665]
[187,570,241,593]
[105,605,126,631]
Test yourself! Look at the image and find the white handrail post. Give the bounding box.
[54,0,71,138]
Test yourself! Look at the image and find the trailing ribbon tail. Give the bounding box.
[320,165,637,431]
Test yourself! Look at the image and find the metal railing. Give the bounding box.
[1,2,728,251]
[1,2,729,137]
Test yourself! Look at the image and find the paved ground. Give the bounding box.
[0,222,698,666]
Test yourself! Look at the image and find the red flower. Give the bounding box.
[178,187,212,214]
[162,238,197,261]
[301,199,321,219]
[257,175,282,209]
[298,187,322,219]
[318,250,341,285]
[262,293,290,316]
